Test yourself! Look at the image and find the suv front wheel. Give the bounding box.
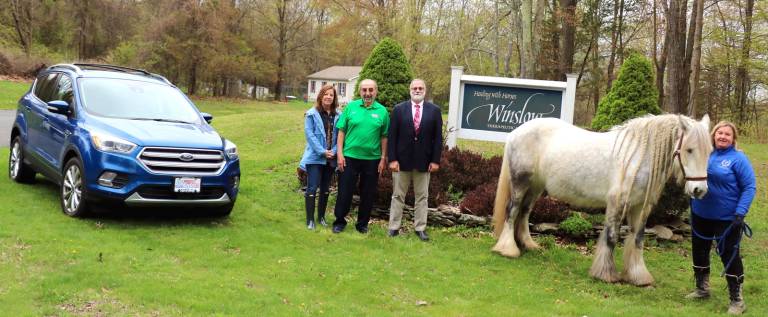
[61,157,90,217]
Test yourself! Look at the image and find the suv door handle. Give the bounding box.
[42,119,50,130]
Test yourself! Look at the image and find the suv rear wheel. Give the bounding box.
[9,136,36,183]
[61,157,90,217]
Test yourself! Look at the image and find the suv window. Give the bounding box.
[54,75,75,106]
[34,73,61,102]
[79,78,200,123]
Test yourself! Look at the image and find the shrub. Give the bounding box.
[559,213,593,237]
[591,53,661,131]
[355,37,413,109]
[459,180,498,216]
[530,196,571,223]
[374,169,448,208]
[647,180,689,226]
[438,147,502,193]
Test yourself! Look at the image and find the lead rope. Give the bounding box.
[690,216,753,276]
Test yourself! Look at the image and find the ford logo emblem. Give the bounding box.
[179,153,195,161]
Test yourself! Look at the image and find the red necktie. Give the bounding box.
[414,104,421,134]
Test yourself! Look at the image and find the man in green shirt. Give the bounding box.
[333,79,389,234]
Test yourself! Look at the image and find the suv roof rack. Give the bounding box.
[47,63,172,85]
[48,63,83,74]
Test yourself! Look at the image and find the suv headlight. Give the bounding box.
[91,132,137,154]
[224,139,239,160]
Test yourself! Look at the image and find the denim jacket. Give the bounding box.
[299,107,339,170]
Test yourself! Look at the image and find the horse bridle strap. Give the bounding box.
[672,131,708,181]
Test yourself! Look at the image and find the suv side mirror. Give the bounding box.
[201,112,213,123]
[47,100,70,115]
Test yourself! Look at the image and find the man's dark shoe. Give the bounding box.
[332,225,344,234]
[356,226,369,234]
[415,231,429,241]
[387,229,399,237]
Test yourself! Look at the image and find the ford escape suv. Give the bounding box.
[8,64,240,217]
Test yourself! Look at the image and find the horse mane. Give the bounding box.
[609,114,689,217]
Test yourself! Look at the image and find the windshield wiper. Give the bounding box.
[125,117,193,124]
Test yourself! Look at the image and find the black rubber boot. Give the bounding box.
[317,193,329,226]
[726,274,746,315]
[685,266,710,299]
[305,195,316,230]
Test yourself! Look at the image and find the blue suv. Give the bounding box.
[8,64,240,217]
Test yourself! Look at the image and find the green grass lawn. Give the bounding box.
[1,84,767,315]
[0,80,31,110]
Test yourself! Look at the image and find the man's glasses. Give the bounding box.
[360,88,376,93]
[411,87,425,91]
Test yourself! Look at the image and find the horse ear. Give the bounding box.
[700,114,711,130]
[678,115,690,132]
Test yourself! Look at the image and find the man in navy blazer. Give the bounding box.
[386,79,443,241]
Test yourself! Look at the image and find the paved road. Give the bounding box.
[0,110,15,147]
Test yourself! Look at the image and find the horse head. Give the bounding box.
[674,114,713,199]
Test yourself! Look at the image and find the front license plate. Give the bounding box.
[174,177,201,193]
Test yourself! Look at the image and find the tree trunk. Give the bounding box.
[9,0,33,56]
[520,0,534,78]
[605,0,622,92]
[558,0,578,81]
[188,61,198,96]
[653,1,668,112]
[734,0,754,123]
[687,0,704,117]
[664,0,688,114]
[273,0,288,101]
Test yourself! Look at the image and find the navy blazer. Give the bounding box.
[387,100,443,172]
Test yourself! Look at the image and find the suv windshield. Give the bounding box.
[80,78,200,123]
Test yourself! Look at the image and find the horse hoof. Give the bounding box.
[623,274,654,287]
[492,244,521,258]
[589,270,621,283]
[523,241,541,250]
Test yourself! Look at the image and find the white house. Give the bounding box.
[306,66,362,105]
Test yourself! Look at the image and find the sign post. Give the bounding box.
[446,67,576,148]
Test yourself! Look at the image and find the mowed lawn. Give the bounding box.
[0,81,767,316]
[0,80,31,110]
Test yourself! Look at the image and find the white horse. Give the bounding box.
[491,114,712,286]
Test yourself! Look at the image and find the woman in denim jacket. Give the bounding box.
[299,85,340,229]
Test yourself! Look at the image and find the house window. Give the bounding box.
[322,81,327,87]
[310,80,316,93]
[339,83,346,97]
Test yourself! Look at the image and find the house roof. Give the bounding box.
[307,66,362,81]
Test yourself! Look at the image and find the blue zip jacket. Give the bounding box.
[691,145,756,221]
[299,107,339,170]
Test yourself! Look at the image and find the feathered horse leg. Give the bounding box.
[622,205,655,286]
[515,187,544,250]
[492,150,526,258]
[590,193,623,283]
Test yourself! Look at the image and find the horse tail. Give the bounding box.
[492,146,512,239]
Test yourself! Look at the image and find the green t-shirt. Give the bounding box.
[337,99,389,160]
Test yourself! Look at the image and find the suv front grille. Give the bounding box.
[139,147,225,175]
[136,185,226,200]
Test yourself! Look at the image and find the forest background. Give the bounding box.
[1,0,766,127]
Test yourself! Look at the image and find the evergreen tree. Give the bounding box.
[591,53,661,131]
[355,37,413,109]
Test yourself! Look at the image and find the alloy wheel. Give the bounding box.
[62,164,82,215]
[10,141,21,179]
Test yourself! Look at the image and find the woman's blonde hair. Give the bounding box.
[711,120,739,150]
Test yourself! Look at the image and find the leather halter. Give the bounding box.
[672,131,708,181]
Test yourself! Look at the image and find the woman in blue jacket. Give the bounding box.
[687,121,756,315]
[299,85,340,229]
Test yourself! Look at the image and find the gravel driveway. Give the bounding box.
[0,110,16,147]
